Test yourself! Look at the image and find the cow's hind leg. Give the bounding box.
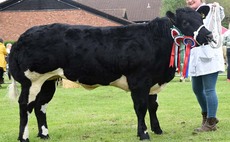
[18,78,49,141]
[34,80,56,139]
[148,94,163,134]
[131,88,150,140]
[18,81,33,142]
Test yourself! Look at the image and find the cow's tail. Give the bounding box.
[8,77,19,100]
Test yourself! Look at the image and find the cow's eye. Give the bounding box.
[182,20,189,28]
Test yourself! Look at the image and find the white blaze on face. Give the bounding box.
[24,68,65,104]
[41,104,48,114]
[41,125,49,136]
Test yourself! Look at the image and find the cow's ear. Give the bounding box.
[166,11,176,25]
[196,5,210,19]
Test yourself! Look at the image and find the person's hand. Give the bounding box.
[212,2,220,7]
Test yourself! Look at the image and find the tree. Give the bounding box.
[160,0,185,16]
[161,0,230,28]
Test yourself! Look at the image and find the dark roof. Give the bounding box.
[73,0,162,22]
[0,0,77,10]
[0,0,133,25]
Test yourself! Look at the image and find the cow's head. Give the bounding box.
[166,7,213,45]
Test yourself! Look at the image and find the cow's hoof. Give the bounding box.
[152,128,163,135]
[18,137,29,142]
[139,132,150,140]
[37,134,50,140]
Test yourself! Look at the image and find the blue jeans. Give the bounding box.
[191,72,219,118]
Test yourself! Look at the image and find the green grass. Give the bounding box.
[0,75,229,142]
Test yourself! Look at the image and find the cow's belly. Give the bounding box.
[110,75,130,91]
[78,75,130,91]
[25,68,166,94]
[110,75,167,94]
[149,83,167,94]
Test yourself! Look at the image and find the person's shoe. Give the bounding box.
[201,112,207,125]
[199,112,218,127]
[195,117,219,132]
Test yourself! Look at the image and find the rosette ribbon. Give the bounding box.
[169,26,197,78]
[182,36,196,78]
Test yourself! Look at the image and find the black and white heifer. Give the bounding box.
[9,7,213,142]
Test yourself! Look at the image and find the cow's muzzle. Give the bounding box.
[205,33,216,44]
[193,25,215,46]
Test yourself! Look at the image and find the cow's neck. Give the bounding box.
[148,17,174,44]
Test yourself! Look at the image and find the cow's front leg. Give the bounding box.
[35,81,56,139]
[148,94,163,134]
[131,88,150,140]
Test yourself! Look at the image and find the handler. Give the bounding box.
[186,0,225,132]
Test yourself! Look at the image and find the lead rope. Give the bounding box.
[209,5,221,48]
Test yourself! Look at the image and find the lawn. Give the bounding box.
[0,75,229,142]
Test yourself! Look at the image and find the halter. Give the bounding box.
[169,26,197,78]
[193,25,205,45]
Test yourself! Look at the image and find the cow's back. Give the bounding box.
[10,24,69,74]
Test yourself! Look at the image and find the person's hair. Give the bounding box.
[0,38,3,43]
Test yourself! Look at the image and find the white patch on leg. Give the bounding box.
[23,124,29,140]
[41,104,48,114]
[24,68,65,104]
[28,82,42,104]
[41,125,49,136]
[22,112,30,140]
